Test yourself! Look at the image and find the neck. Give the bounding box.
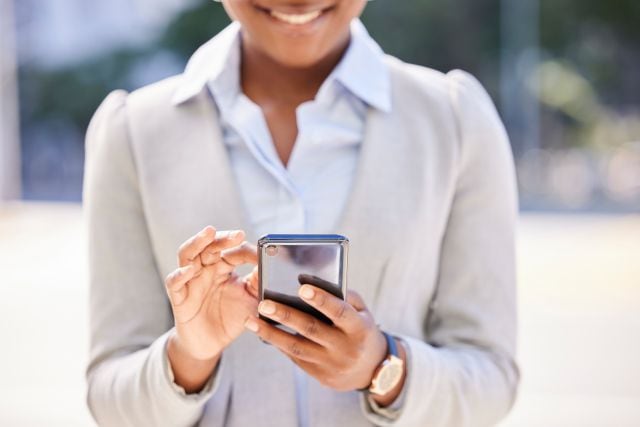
[240,33,351,105]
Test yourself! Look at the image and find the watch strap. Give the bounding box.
[383,331,398,358]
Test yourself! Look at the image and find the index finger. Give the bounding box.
[200,230,246,265]
[177,226,216,267]
[221,242,258,266]
[298,285,362,333]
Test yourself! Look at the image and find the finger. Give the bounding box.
[346,290,367,312]
[200,249,221,267]
[298,285,363,333]
[257,300,337,348]
[177,226,216,267]
[202,230,246,257]
[165,265,196,306]
[243,266,259,298]
[244,317,325,364]
[225,274,260,309]
[221,242,258,266]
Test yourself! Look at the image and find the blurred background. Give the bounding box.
[1,0,639,425]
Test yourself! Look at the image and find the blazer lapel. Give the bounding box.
[131,89,255,278]
[307,104,440,426]
[334,103,436,316]
[186,91,258,240]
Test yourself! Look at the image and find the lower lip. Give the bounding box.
[257,7,333,37]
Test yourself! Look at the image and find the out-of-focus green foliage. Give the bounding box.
[362,0,502,90]
[539,0,640,105]
[21,0,640,133]
[158,4,231,56]
[20,0,640,135]
[19,9,230,134]
[21,49,142,128]
[18,0,640,203]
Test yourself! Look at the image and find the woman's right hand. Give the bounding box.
[164,226,258,391]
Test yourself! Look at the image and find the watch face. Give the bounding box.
[370,355,404,395]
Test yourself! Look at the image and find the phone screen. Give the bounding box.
[259,237,347,324]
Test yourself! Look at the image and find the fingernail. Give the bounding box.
[230,230,243,239]
[244,318,259,332]
[258,300,275,315]
[299,285,315,300]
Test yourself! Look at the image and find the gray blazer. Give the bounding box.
[84,52,519,427]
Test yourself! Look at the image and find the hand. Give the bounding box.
[165,226,258,361]
[244,285,390,393]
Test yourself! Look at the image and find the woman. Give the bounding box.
[84,0,519,426]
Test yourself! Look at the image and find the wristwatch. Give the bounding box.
[367,331,405,396]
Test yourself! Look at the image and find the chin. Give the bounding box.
[255,39,333,68]
[274,52,328,68]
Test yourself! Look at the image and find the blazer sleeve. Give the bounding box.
[362,70,520,426]
[84,91,224,426]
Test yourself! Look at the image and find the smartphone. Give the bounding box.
[258,234,349,325]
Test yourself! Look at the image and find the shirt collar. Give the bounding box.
[172,19,391,113]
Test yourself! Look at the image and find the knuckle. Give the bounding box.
[281,307,292,323]
[304,319,319,337]
[200,253,212,265]
[203,250,220,263]
[258,327,271,342]
[316,292,328,307]
[288,341,303,357]
[333,302,347,320]
[207,239,221,253]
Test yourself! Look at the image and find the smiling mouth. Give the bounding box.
[271,9,322,25]
[256,4,334,25]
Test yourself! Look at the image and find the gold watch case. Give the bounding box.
[368,354,404,395]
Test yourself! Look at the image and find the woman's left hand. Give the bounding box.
[243,285,388,392]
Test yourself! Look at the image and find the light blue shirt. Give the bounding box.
[204,19,393,426]
[206,19,390,237]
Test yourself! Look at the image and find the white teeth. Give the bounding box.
[270,9,322,25]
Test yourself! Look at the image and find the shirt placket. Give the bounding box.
[226,95,307,233]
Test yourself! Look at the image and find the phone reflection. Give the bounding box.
[262,244,343,326]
